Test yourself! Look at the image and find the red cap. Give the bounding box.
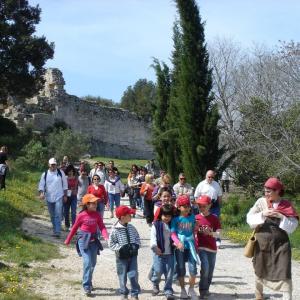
[264,177,284,193]
[82,194,99,205]
[196,195,211,205]
[115,205,136,218]
[176,195,190,206]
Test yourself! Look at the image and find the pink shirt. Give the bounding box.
[65,210,108,244]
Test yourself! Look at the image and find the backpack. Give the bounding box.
[44,169,63,192]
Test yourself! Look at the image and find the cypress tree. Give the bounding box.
[174,0,223,185]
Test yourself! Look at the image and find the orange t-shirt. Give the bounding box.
[140,183,154,201]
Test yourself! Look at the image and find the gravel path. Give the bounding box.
[22,199,300,300]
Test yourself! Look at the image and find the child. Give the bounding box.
[140,173,155,225]
[195,195,221,299]
[153,187,175,217]
[64,194,109,296]
[150,204,175,300]
[171,195,200,300]
[109,205,141,300]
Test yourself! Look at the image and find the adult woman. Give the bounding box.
[140,174,155,225]
[87,174,108,218]
[0,146,8,190]
[246,177,298,300]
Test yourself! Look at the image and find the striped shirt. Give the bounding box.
[109,222,141,251]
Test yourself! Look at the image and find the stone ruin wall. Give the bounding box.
[1,68,154,159]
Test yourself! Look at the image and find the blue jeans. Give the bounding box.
[151,254,174,295]
[116,255,140,297]
[108,193,121,212]
[198,249,216,293]
[97,201,105,218]
[175,248,197,277]
[63,195,77,228]
[46,198,63,235]
[78,239,98,291]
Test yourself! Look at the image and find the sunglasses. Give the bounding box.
[179,178,186,180]
[93,178,100,181]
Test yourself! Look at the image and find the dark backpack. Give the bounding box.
[44,169,63,191]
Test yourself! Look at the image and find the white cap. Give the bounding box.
[48,158,57,165]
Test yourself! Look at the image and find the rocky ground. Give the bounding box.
[22,198,300,300]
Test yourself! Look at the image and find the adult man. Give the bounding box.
[194,170,222,247]
[173,173,193,197]
[95,162,106,184]
[38,158,68,238]
[89,162,99,179]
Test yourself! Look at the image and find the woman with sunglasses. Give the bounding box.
[246,177,298,300]
[87,174,108,218]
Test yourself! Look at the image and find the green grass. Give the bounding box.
[0,166,60,299]
[92,156,147,181]
[222,193,300,260]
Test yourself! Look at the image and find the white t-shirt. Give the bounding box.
[194,180,222,200]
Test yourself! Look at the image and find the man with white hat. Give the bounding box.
[38,158,68,237]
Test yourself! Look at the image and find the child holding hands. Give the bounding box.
[64,194,109,296]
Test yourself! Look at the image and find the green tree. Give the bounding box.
[82,95,119,108]
[172,0,223,185]
[120,79,156,120]
[46,128,90,163]
[0,0,54,104]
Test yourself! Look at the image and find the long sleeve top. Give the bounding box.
[246,197,298,234]
[104,177,124,194]
[109,222,140,251]
[64,210,108,244]
[87,184,108,204]
[38,169,68,203]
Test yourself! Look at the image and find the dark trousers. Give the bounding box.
[143,199,154,224]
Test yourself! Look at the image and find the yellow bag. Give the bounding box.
[244,230,256,258]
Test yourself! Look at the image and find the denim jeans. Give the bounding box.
[116,255,140,297]
[78,239,98,291]
[198,249,216,293]
[175,248,197,277]
[151,253,174,295]
[46,198,63,234]
[108,193,121,212]
[97,201,105,218]
[63,195,77,228]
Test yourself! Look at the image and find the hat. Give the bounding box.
[196,195,211,205]
[115,206,136,218]
[264,177,284,193]
[176,195,190,206]
[82,194,99,205]
[48,158,57,165]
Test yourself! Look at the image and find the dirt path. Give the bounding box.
[22,199,300,300]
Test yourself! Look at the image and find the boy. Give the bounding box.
[195,195,221,299]
[109,205,141,300]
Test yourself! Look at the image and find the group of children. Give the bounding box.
[64,188,221,300]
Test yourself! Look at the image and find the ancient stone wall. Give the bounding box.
[1,68,154,159]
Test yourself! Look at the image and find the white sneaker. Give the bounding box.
[180,288,189,299]
[188,287,198,300]
[216,240,221,248]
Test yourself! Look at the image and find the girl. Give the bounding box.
[64,165,78,230]
[195,195,221,299]
[64,194,109,296]
[153,187,174,216]
[140,174,155,225]
[171,195,199,300]
[104,169,124,218]
[87,174,108,218]
[150,204,175,300]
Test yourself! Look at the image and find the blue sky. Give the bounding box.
[29,0,300,102]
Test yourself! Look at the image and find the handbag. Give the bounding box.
[244,230,257,258]
[117,227,139,259]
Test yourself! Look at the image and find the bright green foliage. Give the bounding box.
[82,95,119,108]
[0,0,54,104]
[120,79,156,120]
[46,128,90,163]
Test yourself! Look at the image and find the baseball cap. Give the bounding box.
[115,206,136,219]
[176,195,190,206]
[196,195,212,205]
[48,158,57,165]
[82,194,99,205]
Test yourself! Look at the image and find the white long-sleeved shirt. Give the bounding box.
[38,169,68,203]
[104,177,124,194]
[246,197,298,234]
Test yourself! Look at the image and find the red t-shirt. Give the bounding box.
[195,214,221,252]
[64,210,108,244]
[87,184,108,204]
[67,177,78,195]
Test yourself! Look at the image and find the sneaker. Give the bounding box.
[83,288,91,296]
[216,240,221,248]
[166,294,175,300]
[199,290,209,299]
[180,288,189,299]
[152,285,159,296]
[188,287,198,300]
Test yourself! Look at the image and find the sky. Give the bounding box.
[29,0,300,103]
